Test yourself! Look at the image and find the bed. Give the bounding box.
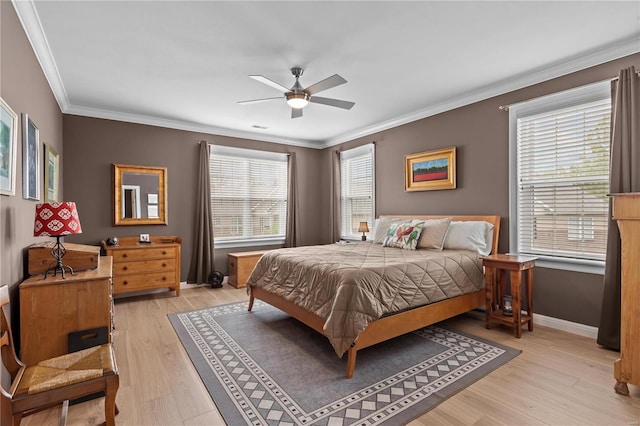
[247,215,500,378]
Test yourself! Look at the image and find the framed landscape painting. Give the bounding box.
[44,143,59,202]
[0,97,18,196]
[22,113,40,201]
[405,147,456,191]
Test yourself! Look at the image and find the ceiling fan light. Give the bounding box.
[286,92,309,109]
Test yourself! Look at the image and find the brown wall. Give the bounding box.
[321,53,640,327]
[1,3,64,293]
[4,0,638,329]
[62,115,323,279]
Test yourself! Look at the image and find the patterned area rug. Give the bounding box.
[169,301,519,425]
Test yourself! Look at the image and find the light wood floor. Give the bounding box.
[21,285,639,426]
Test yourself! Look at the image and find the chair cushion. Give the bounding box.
[16,344,116,396]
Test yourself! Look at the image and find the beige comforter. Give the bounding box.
[247,242,484,357]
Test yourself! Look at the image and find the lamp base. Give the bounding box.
[41,236,77,280]
[361,235,367,241]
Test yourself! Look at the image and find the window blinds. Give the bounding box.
[340,144,375,239]
[516,97,611,261]
[209,145,288,244]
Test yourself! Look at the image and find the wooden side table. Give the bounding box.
[228,250,270,288]
[482,254,537,338]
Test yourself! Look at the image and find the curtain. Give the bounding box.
[597,66,639,350]
[284,152,300,247]
[187,141,215,284]
[329,150,341,242]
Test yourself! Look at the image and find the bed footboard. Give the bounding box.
[248,286,485,379]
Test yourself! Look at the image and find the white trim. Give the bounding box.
[214,238,284,249]
[533,313,598,340]
[11,0,70,112]
[210,144,287,162]
[12,0,640,149]
[509,81,611,272]
[468,310,598,340]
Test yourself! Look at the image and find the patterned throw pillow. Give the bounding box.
[382,221,425,250]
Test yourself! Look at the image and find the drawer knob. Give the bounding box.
[162,276,167,281]
[162,263,167,267]
[162,251,167,255]
[122,253,128,258]
[230,262,235,268]
[122,266,128,271]
[123,281,128,285]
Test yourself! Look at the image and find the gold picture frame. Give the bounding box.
[404,147,456,191]
[44,143,59,202]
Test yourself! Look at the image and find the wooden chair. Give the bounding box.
[0,285,119,426]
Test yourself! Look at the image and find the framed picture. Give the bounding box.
[22,113,40,200]
[0,97,18,196]
[44,143,59,202]
[404,147,456,191]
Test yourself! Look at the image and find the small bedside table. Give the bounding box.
[481,254,537,338]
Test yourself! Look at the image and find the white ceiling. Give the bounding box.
[14,1,640,149]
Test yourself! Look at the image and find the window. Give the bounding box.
[509,81,611,274]
[340,144,375,239]
[209,145,288,248]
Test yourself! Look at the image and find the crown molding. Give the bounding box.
[320,35,640,148]
[12,0,70,111]
[14,0,639,150]
[64,105,319,149]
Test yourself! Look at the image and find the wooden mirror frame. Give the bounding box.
[113,164,167,226]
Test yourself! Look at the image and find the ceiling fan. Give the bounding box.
[238,67,355,119]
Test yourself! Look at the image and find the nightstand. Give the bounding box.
[482,254,537,338]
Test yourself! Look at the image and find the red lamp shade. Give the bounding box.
[34,202,82,237]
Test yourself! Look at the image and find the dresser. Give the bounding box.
[20,257,113,366]
[611,193,640,396]
[102,236,182,297]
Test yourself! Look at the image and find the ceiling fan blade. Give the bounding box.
[237,97,282,105]
[291,108,303,119]
[309,96,355,110]
[305,74,347,95]
[249,75,290,93]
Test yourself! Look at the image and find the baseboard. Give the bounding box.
[533,313,598,340]
[469,309,598,340]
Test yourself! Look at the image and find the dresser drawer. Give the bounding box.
[112,259,175,275]
[113,272,176,293]
[112,246,176,262]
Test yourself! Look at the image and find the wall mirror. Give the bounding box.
[113,164,167,226]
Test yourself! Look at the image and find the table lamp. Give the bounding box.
[33,202,83,279]
[358,221,370,241]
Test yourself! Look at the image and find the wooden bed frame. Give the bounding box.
[248,215,501,379]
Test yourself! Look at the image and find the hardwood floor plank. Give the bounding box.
[20,285,640,426]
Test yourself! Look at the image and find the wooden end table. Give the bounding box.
[481,254,537,338]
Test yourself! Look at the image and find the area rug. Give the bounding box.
[169,301,519,425]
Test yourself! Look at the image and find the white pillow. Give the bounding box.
[443,221,495,255]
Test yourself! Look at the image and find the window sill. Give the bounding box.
[214,238,285,250]
[511,253,605,275]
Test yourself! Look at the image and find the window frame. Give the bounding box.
[508,81,611,275]
[340,143,376,241]
[209,145,288,249]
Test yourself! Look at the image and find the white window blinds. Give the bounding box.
[340,144,375,239]
[209,145,288,246]
[511,82,611,268]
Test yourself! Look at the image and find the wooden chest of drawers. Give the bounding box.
[228,250,270,288]
[20,257,113,366]
[102,236,182,297]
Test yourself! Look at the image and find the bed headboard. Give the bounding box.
[382,215,501,255]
